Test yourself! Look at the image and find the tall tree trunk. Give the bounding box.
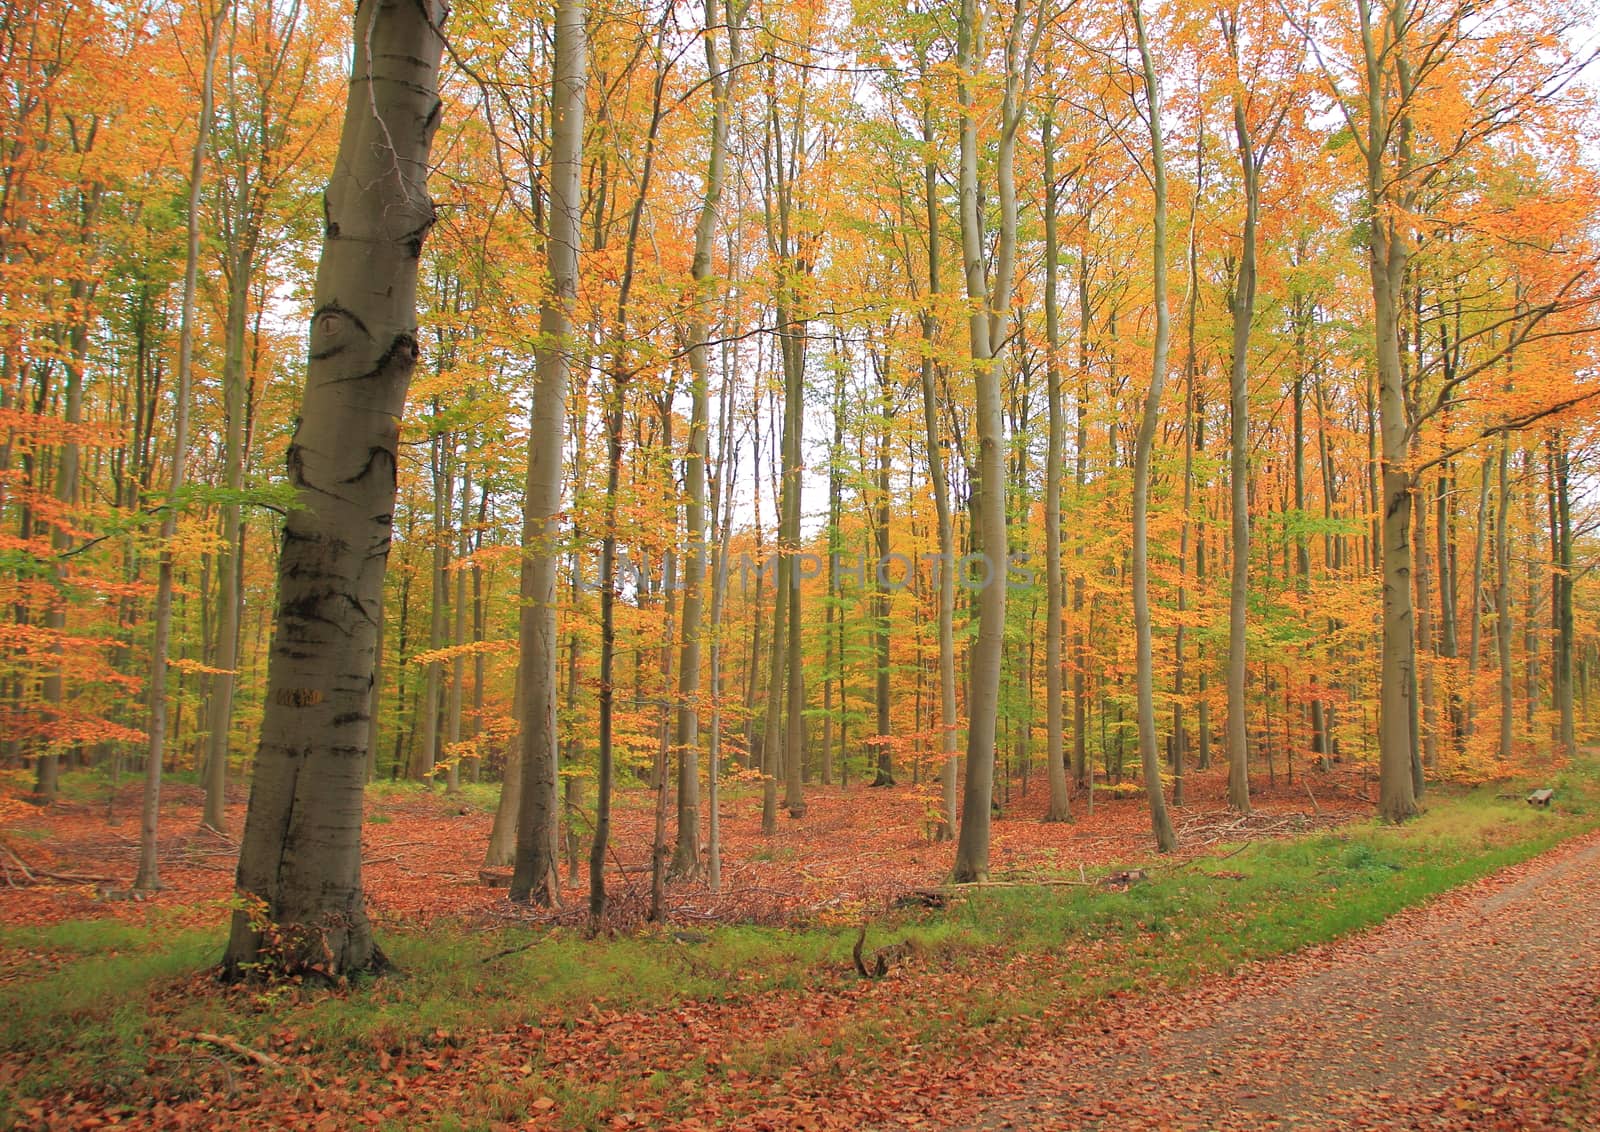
[444,461,470,794]
[706,308,740,893]
[1174,122,1203,808]
[759,492,789,834]
[33,317,89,802]
[1496,436,1514,761]
[592,394,624,920]
[1042,114,1069,822]
[953,0,1030,880]
[1074,253,1091,788]
[822,347,843,788]
[1437,456,1461,749]
[1464,454,1490,738]
[919,92,958,838]
[1223,19,1256,816]
[136,0,226,890]
[871,397,894,788]
[223,0,445,977]
[413,424,449,783]
[1522,462,1540,734]
[1553,432,1575,751]
[762,59,809,821]
[1413,463,1438,768]
[509,0,585,906]
[203,250,252,830]
[1312,369,1338,765]
[484,680,523,867]
[1131,0,1178,853]
[1361,0,1420,820]
[591,10,664,919]
[785,564,806,810]
[670,0,739,878]
[470,486,488,783]
[649,502,677,921]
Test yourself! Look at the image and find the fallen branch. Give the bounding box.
[1,843,38,884]
[40,869,118,883]
[480,941,539,964]
[187,1032,281,1071]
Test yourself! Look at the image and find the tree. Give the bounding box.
[510,0,588,908]
[222,0,445,979]
[671,0,743,879]
[952,0,1039,882]
[1221,5,1260,816]
[135,0,229,892]
[1041,111,1070,823]
[1128,0,1177,853]
[201,0,331,832]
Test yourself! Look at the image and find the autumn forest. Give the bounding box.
[4,0,1600,1121]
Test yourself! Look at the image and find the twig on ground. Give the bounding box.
[480,941,540,964]
[197,823,236,845]
[1,842,38,884]
[187,1032,281,1071]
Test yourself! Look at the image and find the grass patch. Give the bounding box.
[2,768,1595,1126]
[364,779,502,814]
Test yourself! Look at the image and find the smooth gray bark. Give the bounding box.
[953,0,1034,880]
[917,88,958,838]
[1223,16,1256,815]
[1496,437,1514,761]
[223,0,445,977]
[1131,0,1178,853]
[445,459,469,794]
[1042,114,1070,823]
[511,0,586,906]
[671,0,740,878]
[1359,0,1419,820]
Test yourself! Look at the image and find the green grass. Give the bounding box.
[364,778,503,814]
[2,766,1596,1126]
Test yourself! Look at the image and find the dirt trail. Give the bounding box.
[962,830,1600,1131]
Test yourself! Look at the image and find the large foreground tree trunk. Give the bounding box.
[222,0,445,980]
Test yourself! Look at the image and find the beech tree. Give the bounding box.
[222,0,445,978]
[134,0,229,892]
[952,0,1040,882]
[1128,0,1177,853]
[509,0,588,908]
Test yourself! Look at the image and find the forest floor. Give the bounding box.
[0,756,1376,932]
[0,755,1595,1129]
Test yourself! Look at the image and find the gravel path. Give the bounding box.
[964,830,1600,1131]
